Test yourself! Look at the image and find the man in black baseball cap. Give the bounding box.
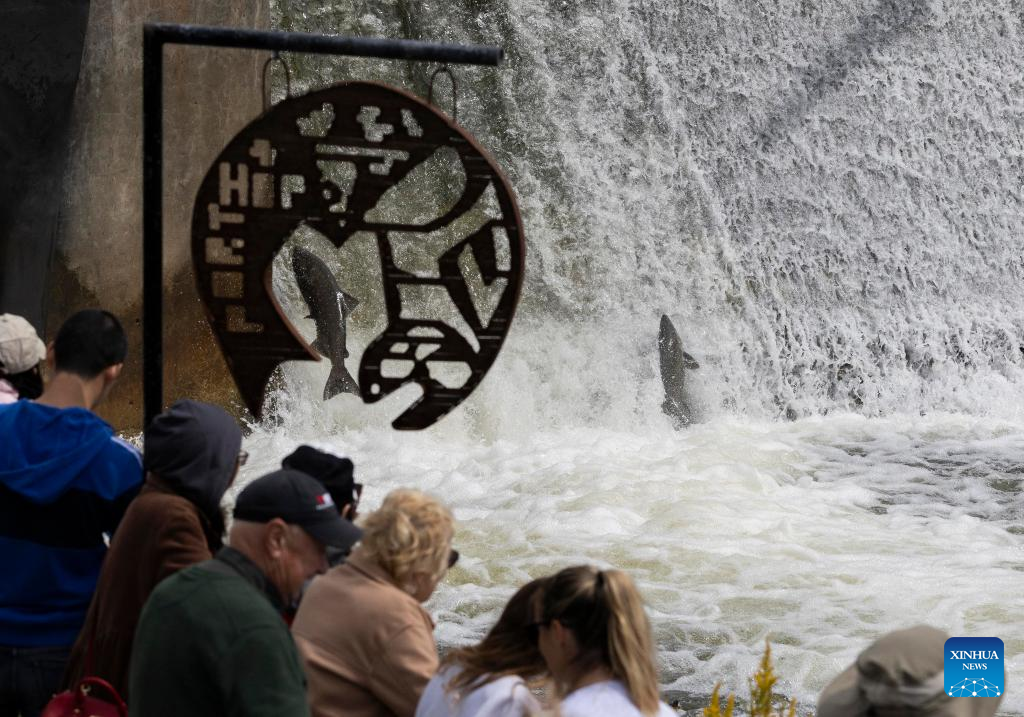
[234,467,361,561]
[129,469,353,717]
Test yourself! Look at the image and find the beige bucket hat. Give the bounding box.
[818,626,1003,717]
[0,314,46,375]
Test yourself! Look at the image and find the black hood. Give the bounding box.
[144,400,242,519]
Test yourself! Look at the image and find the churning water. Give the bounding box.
[242,409,1024,712]
[239,0,1024,711]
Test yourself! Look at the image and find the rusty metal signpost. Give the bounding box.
[143,23,515,428]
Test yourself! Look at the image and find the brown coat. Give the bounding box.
[64,476,216,698]
[292,550,439,717]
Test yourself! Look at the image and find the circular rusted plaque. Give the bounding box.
[191,82,524,429]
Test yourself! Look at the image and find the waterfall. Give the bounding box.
[268,0,1024,431]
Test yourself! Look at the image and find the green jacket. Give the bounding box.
[129,547,310,717]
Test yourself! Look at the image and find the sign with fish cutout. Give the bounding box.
[190,81,524,429]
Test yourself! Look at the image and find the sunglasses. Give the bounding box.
[448,549,460,569]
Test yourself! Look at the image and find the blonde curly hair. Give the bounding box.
[359,489,454,585]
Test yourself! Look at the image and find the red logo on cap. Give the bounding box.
[316,493,335,510]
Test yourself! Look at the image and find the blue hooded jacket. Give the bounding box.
[0,401,143,647]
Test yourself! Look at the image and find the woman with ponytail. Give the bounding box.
[416,577,550,717]
[535,565,675,717]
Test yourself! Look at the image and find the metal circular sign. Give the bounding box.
[191,81,524,429]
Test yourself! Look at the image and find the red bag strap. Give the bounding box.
[76,677,128,715]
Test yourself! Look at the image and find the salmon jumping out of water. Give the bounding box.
[291,247,360,400]
[658,314,700,429]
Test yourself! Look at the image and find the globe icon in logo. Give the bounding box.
[947,677,1001,698]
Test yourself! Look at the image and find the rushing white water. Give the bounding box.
[241,410,1024,712]
[237,0,1024,711]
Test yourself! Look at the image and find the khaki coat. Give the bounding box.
[292,550,438,717]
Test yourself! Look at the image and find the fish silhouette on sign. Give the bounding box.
[190,82,525,429]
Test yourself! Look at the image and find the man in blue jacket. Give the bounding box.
[0,309,143,717]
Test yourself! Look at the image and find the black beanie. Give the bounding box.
[281,445,357,509]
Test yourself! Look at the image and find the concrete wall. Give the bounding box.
[49,0,269,429]
[0,1,90,332]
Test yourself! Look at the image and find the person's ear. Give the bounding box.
[45,342,56,372]
[265,518,289,559]
[103,363,124,385]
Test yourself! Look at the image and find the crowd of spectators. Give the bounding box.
[0,310,1005,717]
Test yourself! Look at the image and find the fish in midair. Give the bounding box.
[658,314,700,428]
[291,247,360,400]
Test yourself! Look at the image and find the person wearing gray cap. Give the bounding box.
[129,469,354,717]
[63,399,244,699]
[0,313,46,403]
[818,625,1004,717]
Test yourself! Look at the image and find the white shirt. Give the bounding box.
[416,665,541,717]
[560,680,676,717]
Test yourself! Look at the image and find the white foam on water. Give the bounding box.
[240,410,1024,713]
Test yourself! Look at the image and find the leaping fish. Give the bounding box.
[658,314,700,429]
[291,247,360,400]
